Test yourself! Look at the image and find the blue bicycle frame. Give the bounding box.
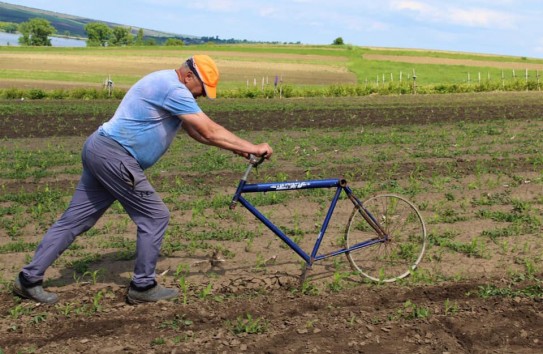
[230,159,388,268]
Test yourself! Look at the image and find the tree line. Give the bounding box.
[2,18,310,47]
[2,18,184,47]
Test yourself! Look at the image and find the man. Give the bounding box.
[13,54,273,304]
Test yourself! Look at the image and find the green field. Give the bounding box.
[1,44,543,353]
[1,44,543,96]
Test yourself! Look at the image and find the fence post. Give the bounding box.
[412,69,417,94]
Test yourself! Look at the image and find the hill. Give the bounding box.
[0,1,200,43]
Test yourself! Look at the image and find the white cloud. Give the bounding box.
[389,0,517,29]
[448,8,515,29]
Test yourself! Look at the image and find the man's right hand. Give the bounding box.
[254,143,273,159]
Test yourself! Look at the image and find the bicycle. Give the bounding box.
[230,155,427,283]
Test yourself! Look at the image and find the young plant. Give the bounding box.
[230,313,268,334]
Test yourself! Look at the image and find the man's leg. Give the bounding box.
[102,156,170,288]
[21,167,115,283]
[77,132,168,287]
[81,134,176,302]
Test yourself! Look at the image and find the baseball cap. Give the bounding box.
[187,55,219,99]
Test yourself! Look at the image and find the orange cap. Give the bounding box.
[190,54,219,99]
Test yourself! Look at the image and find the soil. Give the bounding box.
[1,97,543,354]
[363,54,543,71]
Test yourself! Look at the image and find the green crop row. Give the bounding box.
[1,78,542,101]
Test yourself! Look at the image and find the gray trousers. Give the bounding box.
[22,131,170,287]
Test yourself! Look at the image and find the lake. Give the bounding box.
[0,32,86,47]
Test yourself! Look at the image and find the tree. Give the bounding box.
[85,22,111,47]
[18,18,55,46]
[332,37,344,45]
[164,38,184,46]
[110,26,133,46]
[134,28,145,46]
[0,22,18,33]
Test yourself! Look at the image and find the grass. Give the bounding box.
[1,44,543,92]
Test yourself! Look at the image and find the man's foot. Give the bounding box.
[126,282,178,304]
[13,274,59,304]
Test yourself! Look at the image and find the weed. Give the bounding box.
[198,283,213,299]
[9,303,32,319]
[328,271,349,293]
[30,313,47,325]
[150,337,166,346]
[159,314,193,330]
[296,281,320,296]
[178,276,189,305]
[443,299,459,316]
[230,313,268,334]
[397,300,431,320]
[476,283,543,298]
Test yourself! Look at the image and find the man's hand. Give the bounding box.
[254,143,273,159]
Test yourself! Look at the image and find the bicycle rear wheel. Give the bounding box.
[345,194,426,282]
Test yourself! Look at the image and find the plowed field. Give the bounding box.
[1,93,543,354]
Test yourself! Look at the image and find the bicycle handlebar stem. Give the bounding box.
[230,154,266,209]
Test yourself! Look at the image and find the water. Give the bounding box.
[0,32,86,47]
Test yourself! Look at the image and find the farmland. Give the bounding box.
[1,43,543,353]
[1,89,543,352]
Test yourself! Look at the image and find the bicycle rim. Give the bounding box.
[345,194,426,282]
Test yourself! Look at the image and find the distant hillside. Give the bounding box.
[0,1,200,43]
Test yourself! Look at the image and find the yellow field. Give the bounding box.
[0,48,356,90]
[2,45,543,91]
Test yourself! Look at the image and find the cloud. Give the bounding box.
[389,0,517,29]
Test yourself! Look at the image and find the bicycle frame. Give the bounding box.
[230,161,389,268]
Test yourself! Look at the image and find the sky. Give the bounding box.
[4,0,543,58]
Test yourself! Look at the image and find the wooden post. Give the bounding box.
[501,70,505,89]
[412,69,417,94]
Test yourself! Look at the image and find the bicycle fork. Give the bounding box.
[342,181,389,240]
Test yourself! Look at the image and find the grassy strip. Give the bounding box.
[1,78,542,100]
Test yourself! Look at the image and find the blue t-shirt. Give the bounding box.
[99,70,202,169]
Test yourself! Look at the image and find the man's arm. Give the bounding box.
[179,111,272,158]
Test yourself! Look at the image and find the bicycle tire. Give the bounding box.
[345,194,426,282]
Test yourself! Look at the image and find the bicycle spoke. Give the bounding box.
[345,194,426,282]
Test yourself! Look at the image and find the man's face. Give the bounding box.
[186,71,205,99]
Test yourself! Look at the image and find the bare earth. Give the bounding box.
[363,54,543,70]
[1,97,543,354]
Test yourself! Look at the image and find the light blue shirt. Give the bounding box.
[99,70,202,169]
